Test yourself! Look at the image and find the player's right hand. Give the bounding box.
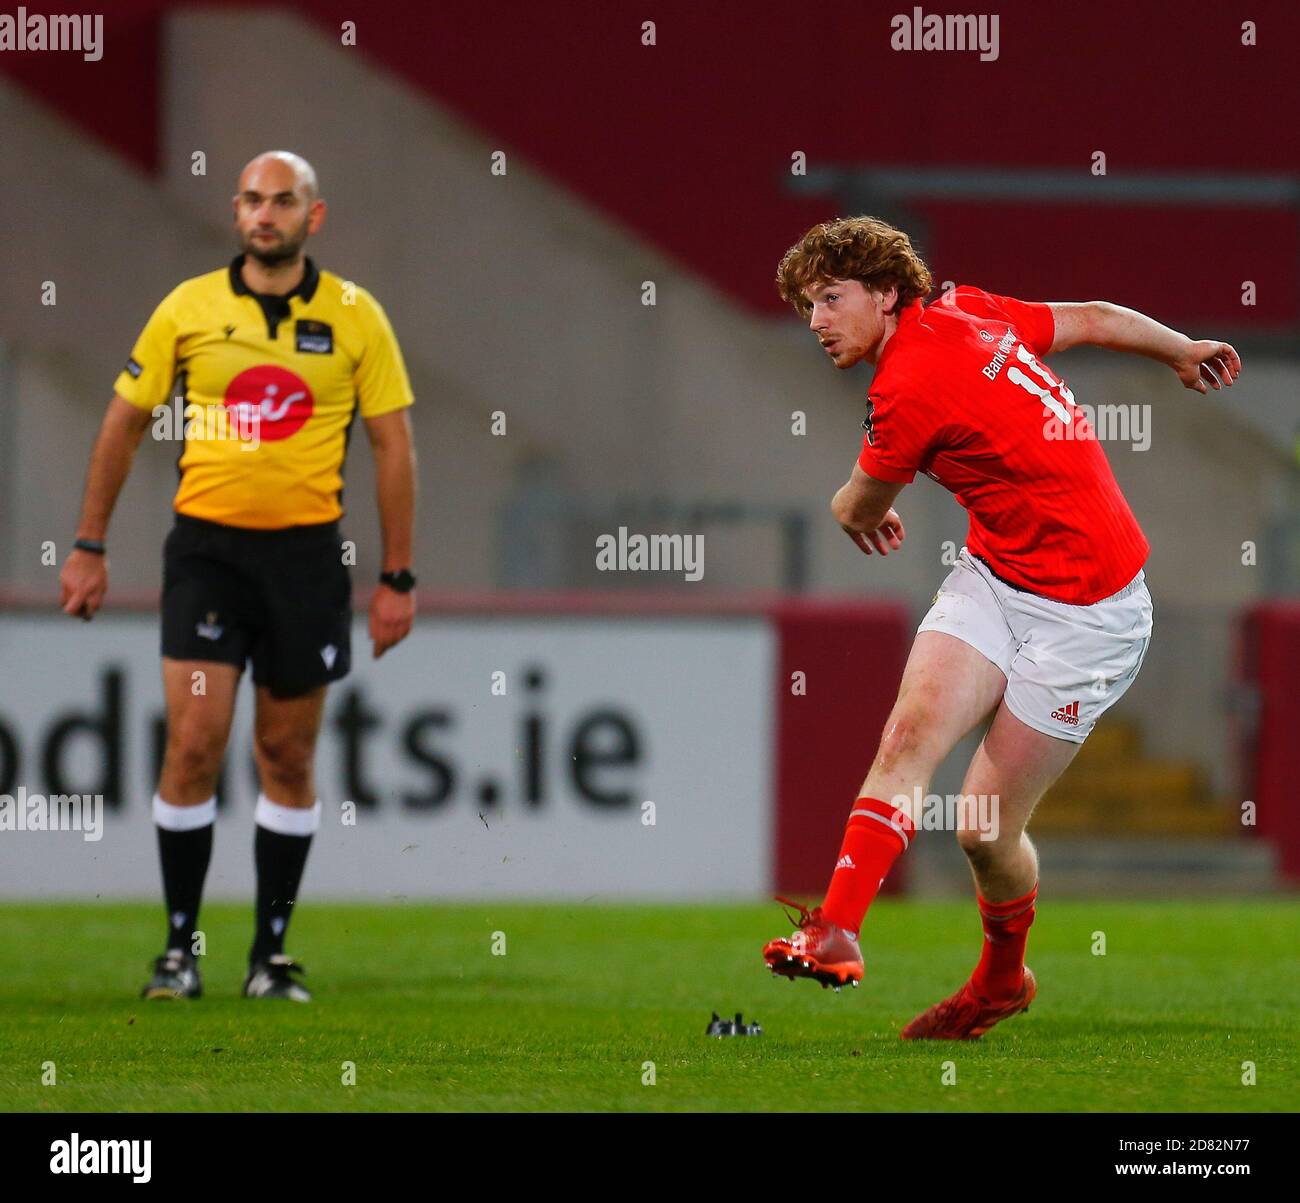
[60,549,108,621]
[1173,340,1240,394]
[842,508,905,556]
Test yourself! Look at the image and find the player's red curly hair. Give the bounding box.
[777,216,933,318]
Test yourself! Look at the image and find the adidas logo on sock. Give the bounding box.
[835,854,856,870]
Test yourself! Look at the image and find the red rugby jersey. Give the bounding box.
[857,285,1149,604]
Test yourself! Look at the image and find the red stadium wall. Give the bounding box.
[773,602,911,896]
[1238,602,1300,886]
[4,0,1298,326]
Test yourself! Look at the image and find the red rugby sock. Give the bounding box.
[970,883,1038,1000]
[820,797,915,935]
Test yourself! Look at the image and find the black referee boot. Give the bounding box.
[141,949,203,1000]
[243,954,311,1002]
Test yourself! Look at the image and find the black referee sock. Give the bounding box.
[153,794,216,956]
[250,795,320,966]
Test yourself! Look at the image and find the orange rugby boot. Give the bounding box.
[900,968,1037,1040]
[762,896,864,991]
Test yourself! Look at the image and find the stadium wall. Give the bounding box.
[1238,602,1300,885]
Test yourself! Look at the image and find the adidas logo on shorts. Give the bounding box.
[835,854,856,870]
[1050,700,1081,725]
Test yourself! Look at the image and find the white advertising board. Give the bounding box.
[0,613,775,898]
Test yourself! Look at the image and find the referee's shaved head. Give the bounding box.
[239,150,320,202]
[233,150,326,271]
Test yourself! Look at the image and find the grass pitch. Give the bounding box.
[0,899,1296,1112]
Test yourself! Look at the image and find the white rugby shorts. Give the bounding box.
[917,547,1153,743]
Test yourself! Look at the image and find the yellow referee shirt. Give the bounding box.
[114,256,414,530]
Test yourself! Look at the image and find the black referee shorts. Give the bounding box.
[161,514,352,698]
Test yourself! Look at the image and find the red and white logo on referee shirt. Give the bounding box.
[223,365,314,441]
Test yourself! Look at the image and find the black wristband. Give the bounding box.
[379,568,416,593]
[74,538,106,555]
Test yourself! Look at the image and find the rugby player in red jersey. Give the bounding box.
[762,217,1240,1038]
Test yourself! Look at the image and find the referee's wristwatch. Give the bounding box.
[379,568,417,593]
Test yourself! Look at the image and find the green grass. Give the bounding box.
[0,899,1296,1111]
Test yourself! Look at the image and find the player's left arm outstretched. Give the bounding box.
[1046,301,1241,394]
[832,465,906,556]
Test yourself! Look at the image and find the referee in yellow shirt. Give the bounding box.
[59,151,418,1002]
